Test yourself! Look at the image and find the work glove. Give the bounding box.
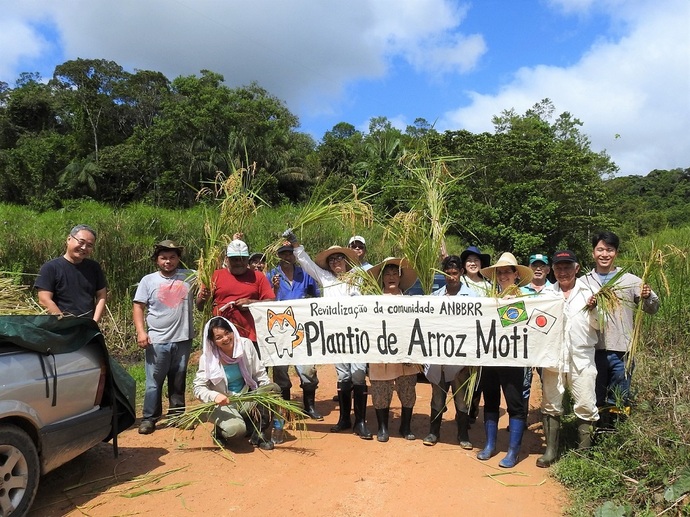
[282,228,298,244]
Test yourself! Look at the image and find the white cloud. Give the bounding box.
[441,0,690,175]
[0,17,50,82]
[0,0,481,115]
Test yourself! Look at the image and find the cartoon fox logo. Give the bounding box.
[265,307,304,358]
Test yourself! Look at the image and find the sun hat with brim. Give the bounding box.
[368,257,418,292]
[314,246,359,270]
[480,252,534,287]
[459,246,491,269]
[152,239,184,259]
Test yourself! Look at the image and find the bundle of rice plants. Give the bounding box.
[0,275,43,315]
[195,166,263,321]
[384,148,470,294]
[264,184,374,266]
[160,389,308,434]
[625,242,680,372]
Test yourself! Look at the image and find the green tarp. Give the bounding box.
[0,315,136,438]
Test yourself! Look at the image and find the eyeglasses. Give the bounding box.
[70,235,95,249]
[328,254,347,263]
[349,244,365,250]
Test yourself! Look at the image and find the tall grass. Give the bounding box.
[552,226,690,516]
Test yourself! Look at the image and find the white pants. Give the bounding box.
[541,363,599,422]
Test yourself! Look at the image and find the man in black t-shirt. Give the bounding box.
[35,224,108,321]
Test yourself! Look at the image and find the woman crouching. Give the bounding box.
[193,316,280,450]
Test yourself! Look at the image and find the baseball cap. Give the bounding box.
[529,253,549,265]
[551,250,578,264]
[276,244,294,254]
[226,239,249,257]
[348,235,366,246]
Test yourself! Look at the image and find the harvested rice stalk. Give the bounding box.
[584,266,628,330]
[195,167,262,322]
[160,391,309,434]
[385,148,469,294]
[0,275,44,315]
[625,242,680,371]
[265,184,374,260]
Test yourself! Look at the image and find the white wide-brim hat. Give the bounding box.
[479,252,534,287]
[314,245,360,270]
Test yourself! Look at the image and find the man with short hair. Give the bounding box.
[35,224,107,322]
[522,253,552,295]
[519,253,553,418]
[267,243,323,420]
[582,231,659,425]
[196,239,275,343]
[349,235,372,270]
[133,240,195,435]
[537,250,599,466]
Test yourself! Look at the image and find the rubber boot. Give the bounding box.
[577,418,593,449]
[423,410,442,446]
[499,418,525,468]
[352,384,373,440]
[250,407,274,451]
[330,381,352,432]
[375,408,390,442]
[303,389,323,421]
[399,407,415,440]
[456,411,473,450]
[476,412,499,460]
[536,414,560,468]
[281,388,291,401]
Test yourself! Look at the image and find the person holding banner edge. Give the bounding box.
[282,228,374,440]
[476,252,533,468]
[267,243,323,420]
[367,257,419,442]
[423,255,477,448]
[536,250,599,467]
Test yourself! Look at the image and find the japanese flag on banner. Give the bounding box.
[527,308,557,334]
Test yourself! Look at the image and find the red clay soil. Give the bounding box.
[30,370,567,517]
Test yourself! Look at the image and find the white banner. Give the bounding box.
[249,295,565,368]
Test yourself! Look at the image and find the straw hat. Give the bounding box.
[479,252,534,287]
[368,257,418,292]
[314,245,360,270]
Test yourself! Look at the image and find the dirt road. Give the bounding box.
[30,370,566,516]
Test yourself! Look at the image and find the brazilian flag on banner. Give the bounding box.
[497,301,528,327]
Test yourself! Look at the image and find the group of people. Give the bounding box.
[34,225,658,466]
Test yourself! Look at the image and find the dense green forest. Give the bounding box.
[1,58,688,259]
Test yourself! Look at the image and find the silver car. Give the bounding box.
[0,330,132,516]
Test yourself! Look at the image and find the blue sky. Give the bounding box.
[1,0,688,176]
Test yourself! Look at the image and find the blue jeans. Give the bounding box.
[595,350,634,407]
[143,340,192,421]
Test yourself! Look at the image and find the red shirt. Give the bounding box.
[210,268,275,341]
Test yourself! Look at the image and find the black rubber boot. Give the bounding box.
[536,414,560,468]
[281,388,291,401]
[352,384,373,440]
[423,409,442,446]
[375,408,390,442]
[399,407,415,440]
[456,411,473,449]
[303,389,324,421]
[250,407,274,450]
[330,381,353,432]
